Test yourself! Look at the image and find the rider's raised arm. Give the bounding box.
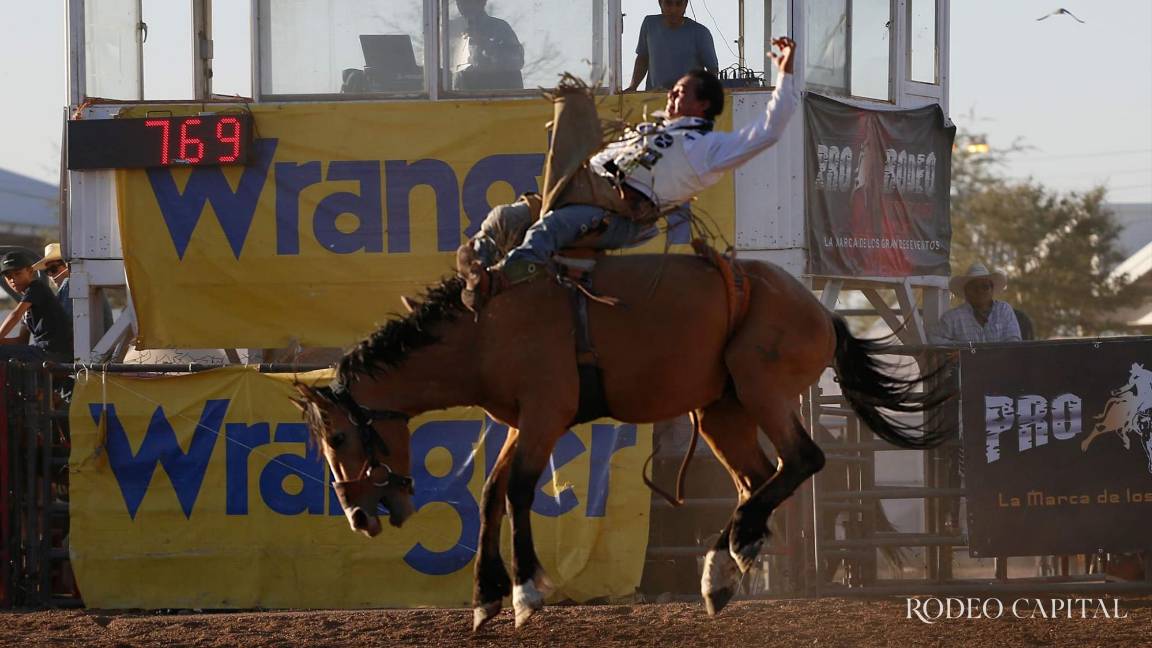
[695,37,799,173]
[698,71,799,173]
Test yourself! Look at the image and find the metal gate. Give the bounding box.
[1,360,78,607]
[802,348,1152,597]
[6,359,1150,608]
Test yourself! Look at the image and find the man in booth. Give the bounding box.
[625,0,719,92]
[449,0,525,91]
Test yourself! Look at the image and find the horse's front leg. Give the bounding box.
[472,429,518,632]
[505,417,567,628]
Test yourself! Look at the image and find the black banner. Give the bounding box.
[804,93,954,277]
[962,339,1152,556]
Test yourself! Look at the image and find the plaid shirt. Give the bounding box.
[930,300,1021,344]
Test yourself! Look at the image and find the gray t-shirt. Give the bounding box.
[635,15,719,90]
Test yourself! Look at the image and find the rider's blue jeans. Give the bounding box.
[503,204,657,266]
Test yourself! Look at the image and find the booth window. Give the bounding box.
[718,0,790,88]
[84,0,143,100]
[257,0,426,98]
[439,0,608,95]
[909,0,938,84]
[805,0,892,101]
[765,0,790,87]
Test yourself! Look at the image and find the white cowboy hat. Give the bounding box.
[949,262,1006,296]
[32,242,63,271]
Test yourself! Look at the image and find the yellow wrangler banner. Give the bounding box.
[115,97,735,349]
[70,367,651,608]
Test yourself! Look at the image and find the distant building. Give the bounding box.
[1106,202,1152,332]
[0,167,60,245]
[1110,202,1152,259]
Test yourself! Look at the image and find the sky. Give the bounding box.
[0,1,1149,204]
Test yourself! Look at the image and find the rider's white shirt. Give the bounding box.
[590,73,799,210]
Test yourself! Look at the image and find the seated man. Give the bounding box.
[930,262,1022,344]
[450,0,525,91]
[462,37,798,310]
[0,250,74,362]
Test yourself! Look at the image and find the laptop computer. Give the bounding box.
[359,34,421,77]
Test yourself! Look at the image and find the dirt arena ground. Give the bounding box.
[1,596,1149,647]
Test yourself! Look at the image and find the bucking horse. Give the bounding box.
[292,251,950,630]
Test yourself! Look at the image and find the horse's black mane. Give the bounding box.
[338,276,466,385]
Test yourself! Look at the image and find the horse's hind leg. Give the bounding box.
[735,412,824,569]
[729,402,825,576]
[1081,424,1107,451]
[693,396,778,615]
[472,429,517,632]
[1143,432,1152,474]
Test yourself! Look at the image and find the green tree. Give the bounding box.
[950,131,1144,338]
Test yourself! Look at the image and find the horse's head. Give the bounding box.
[293,382,415,537]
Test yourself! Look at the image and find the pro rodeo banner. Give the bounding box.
[962,338,1152,556]
[804,93,954,277]
[69,367,651,608]
[114,98,734,349]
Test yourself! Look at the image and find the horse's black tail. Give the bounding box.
[830,315,952,449]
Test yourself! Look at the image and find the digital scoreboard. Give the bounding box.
[67,113,253,170]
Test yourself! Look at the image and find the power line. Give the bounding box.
[1007,168,1152,180]
[1005,148,1152,161]
[694,0,738,60]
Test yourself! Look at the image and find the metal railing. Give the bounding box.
[4,354,1150,608]
[2,360,78,607]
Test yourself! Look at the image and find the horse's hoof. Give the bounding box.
[513,579,545,628]
[730,536,764,574]
[700,547,740,615]
[472,601,502,632]
[704,586,735,616]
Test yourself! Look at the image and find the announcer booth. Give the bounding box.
[62,0,952,360]
[51,0,958,609]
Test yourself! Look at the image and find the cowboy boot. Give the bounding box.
[460,258,544,313]
[461,265,491,312]
[458,241,494,312]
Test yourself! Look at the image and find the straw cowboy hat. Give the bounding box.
[32,243,63,271]
[949,262,1006,297]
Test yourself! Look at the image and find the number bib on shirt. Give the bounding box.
[597,122,708,210]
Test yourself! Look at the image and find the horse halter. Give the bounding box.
[328,386,415,494]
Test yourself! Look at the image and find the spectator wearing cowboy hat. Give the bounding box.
[930,263,1021,554]
[34,243,71,313]
[0,249,73,361]
[34,242,114,336]
[930,262,1022,344]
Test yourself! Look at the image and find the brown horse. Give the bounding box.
[293,253,948,630]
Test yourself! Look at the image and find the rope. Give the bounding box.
[641,410,702,507]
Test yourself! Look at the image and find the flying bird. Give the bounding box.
[1036,8,1086,23]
